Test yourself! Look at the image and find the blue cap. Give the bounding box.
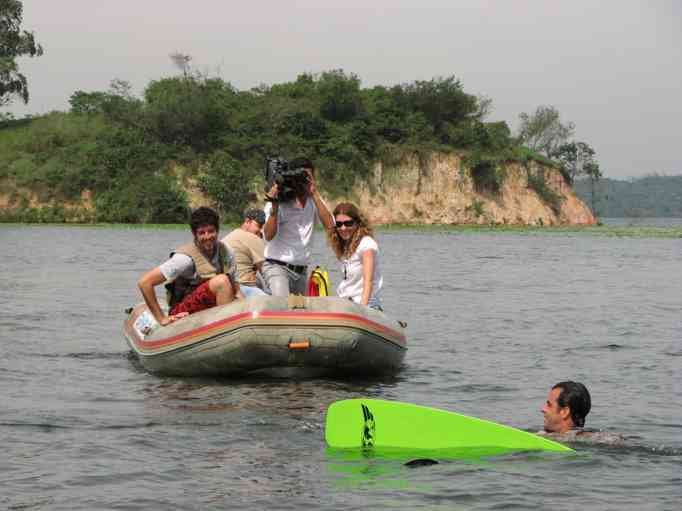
[245,208,266,225]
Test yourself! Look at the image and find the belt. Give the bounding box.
[266,258,308,274]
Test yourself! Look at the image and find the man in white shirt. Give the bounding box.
[262,157,334,296]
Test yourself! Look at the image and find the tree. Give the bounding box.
[394,76,480,144]
[68,90,110,114]
[583,160,602,215]
[142,75,237,151]
[552,141,597,184]
[197,151,254,221]
[317,69,364,123]
[517,105,574,157]
[69,79,143,132]
[0,0,43,107]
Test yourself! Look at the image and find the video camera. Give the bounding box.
[264,156,309,202]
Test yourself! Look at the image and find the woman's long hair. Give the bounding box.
[327,202,374,260]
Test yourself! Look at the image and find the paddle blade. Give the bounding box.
[325,399,573,453]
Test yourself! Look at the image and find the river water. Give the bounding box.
[1,223,680,510]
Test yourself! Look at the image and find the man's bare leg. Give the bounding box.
[209,274,235,305]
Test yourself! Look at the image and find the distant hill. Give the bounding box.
[574,175,682,218]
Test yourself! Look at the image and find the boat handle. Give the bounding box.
[289,340,311,350]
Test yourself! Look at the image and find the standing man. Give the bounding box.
[138,207,242,326]
[541,381,592,434]
[222,208,268,298]
[262,157,335,296]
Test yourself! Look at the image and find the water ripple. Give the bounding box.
[2,225,681,510]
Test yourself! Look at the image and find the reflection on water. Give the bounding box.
[324,447,577,491]
[140,376,402,420]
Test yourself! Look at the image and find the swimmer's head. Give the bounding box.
[543,381,591,433]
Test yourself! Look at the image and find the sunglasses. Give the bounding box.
[335,219,357,228]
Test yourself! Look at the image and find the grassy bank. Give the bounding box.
[3,222,680,238]
[380,223,682,238]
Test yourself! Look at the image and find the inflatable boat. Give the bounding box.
[123,295,407,377]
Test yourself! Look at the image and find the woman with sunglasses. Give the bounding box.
[327,202,383,310]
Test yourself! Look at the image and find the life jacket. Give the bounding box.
[165,241,231,307]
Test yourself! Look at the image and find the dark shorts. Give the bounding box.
[169,281,216,316]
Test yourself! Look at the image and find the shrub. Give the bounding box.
[317,70,364,123]
[467,199,485,217]
[93,173,188,223]
[142,76,237,152]
[196,151,256,222]
[468,158,506,194]
[527,170,563,214]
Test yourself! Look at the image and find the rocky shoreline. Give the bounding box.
[337,154,595,226]
[0,153,595,226]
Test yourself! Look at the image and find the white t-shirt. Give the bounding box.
[264,199,322,266]
[336,236,382,304]
[159,243,237,284]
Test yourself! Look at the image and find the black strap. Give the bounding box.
[266,258,307,274]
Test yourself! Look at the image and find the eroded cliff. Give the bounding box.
[0,153,595,225]
[346,153,595,225]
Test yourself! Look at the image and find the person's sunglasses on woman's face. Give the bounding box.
[335,219,356,228]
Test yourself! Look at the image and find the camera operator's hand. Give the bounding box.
[305,169,317,197]
[265,183,279,202]
[305,168,335,232]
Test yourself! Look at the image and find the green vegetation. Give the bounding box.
[0,5,601,225]
[516,105,574,158]
[464,152,507,194]
[466,199,485,217]
[1,0,43,111]
[1,65,567,224]
[3,222,678,239]
[526,169,563,214]
[378,223,682,239]
[574,174,682,218]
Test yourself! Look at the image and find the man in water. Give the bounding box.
[542,381,591,434]
[138,206,242,326]
[222,208,268,298]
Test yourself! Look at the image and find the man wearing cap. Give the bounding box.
[222,208,268,298]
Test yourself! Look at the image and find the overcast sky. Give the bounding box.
[7,0,681,178]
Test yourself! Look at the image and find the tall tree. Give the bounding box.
[395,76,480,143]
[0,0,43,107]
[552,141,597,184]
[583,160,602,215]
[317,69,364,123]
[517,105,574,157]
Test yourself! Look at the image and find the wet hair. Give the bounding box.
[553,381,591,428]
[189,207,219,233]
[327,202,374,259]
